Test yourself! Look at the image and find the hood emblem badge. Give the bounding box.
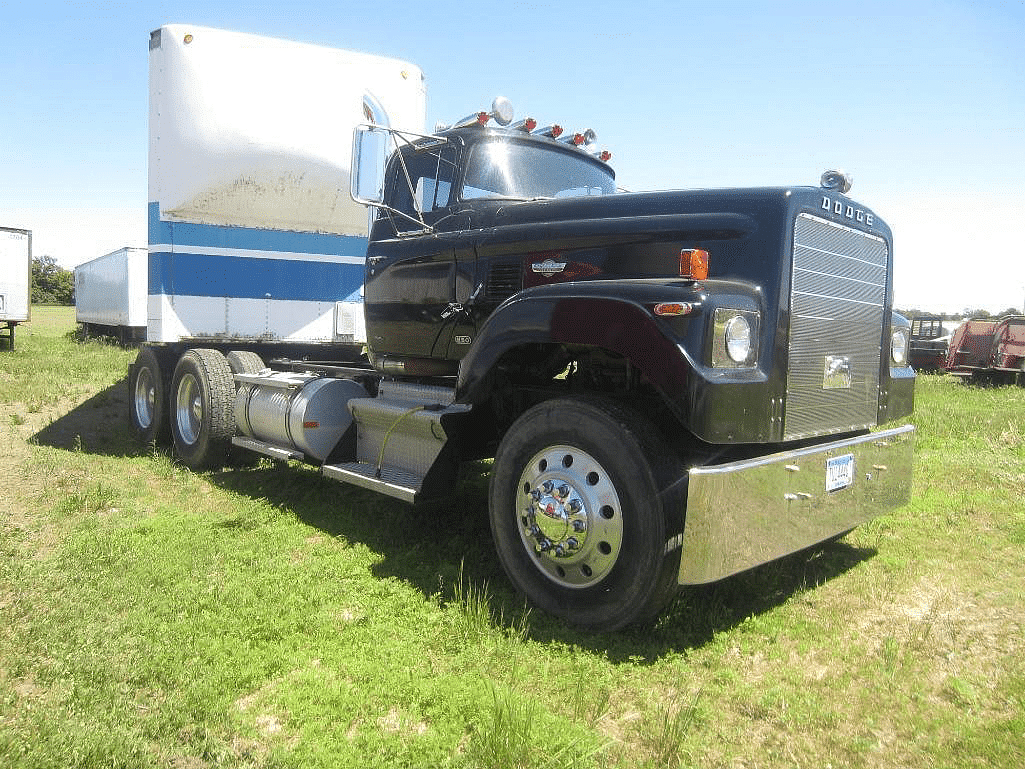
[823,355,852,390]
[532,258,567,276]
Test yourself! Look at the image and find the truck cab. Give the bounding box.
[352,103,915,449]
[334,100,915,628]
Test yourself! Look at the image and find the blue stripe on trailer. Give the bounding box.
[147,251,365,302]
[147,202,368,302]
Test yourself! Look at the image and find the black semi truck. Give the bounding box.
[131,98,915,630]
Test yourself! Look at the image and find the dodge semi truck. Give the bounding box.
[130,25,915,630]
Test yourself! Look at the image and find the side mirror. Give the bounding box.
[350,124,390,206]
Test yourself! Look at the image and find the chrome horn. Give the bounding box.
[820,169,853,194]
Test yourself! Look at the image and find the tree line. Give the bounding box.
[31,255,74,305]
[896,307,1023,321]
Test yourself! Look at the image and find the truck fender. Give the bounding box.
[456,291,693,404]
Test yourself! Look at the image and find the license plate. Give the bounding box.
[825,453,855,492]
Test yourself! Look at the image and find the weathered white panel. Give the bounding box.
[149,25,426,236]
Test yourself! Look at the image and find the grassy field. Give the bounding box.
[1,306,1022,768]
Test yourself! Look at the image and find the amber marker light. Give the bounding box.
[680,249,710,280]
[653,302,694,317]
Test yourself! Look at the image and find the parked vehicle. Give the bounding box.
[75,247,147,344]
[908,315,948,370]
[129,25,916,630]
[943,316,1025,385]
[0,226,31,350]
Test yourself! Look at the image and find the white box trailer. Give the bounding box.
[0,226,31,350]
[147,24,426,347]
[75,247,148,343]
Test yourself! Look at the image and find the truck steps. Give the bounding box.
[320,462,422,504]
[231,436,304,462]
[326,381,470,503]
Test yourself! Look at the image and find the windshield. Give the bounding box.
[461,139,616,201]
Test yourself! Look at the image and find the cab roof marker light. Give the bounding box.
[451,112,490,129]
[561,132,587,146]
[450,97,515,130]
[538,124,564,138]
[511,117,538,132]
[680,249,710,281]
[599,150,613,162]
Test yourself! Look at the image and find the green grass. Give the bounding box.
[1,307,1023,768]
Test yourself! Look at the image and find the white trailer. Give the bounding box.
[131,24,426,445]
[147,24,426,346]
[75,247,148,344]
[0,227,31,350]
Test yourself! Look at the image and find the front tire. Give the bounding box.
[170,349,235,470]
[489,397,684,631]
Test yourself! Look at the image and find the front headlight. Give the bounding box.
[712,308,759,368]
[891,327,910,366]
[725,315,752,363]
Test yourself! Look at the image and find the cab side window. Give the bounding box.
[389,146,458,231]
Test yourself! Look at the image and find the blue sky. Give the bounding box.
[2,0,1023,313]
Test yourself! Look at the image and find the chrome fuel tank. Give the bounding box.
[235,371,367,462]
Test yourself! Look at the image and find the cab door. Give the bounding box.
[363,145,469,360]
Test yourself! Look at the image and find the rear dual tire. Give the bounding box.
[129,346,171,446]
[170,349,236,470]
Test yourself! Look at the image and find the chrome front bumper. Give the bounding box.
[678,424,915,584]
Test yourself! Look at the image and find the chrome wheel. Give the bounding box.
[489,397,685,630]
[129,346,170,445]
[169,349,234,469]
[517,444,624,589]
[175,372,203,446]
[133,365,155,430]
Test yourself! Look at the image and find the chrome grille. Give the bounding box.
[784,213,888,440]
